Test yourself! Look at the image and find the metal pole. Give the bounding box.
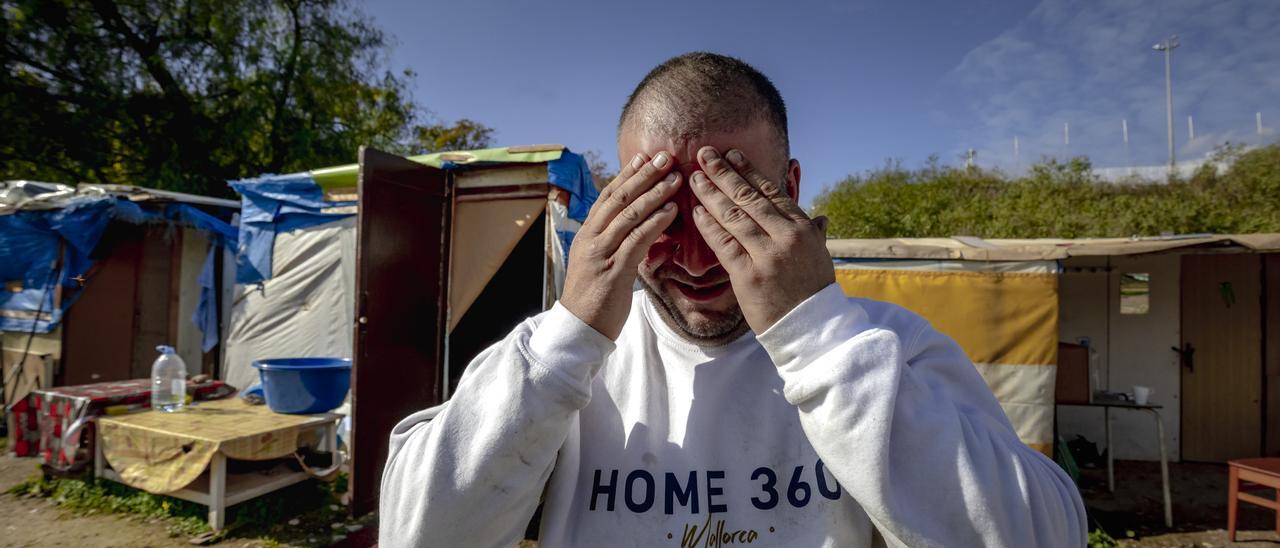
[1163,41,1175,171]
[1152,409,1173,528]
[1013,136,1020,170]
[1064,122,1070,160]
[1123,119,1133,177]
[1188,115,1195,141]
[1259,112,1264,136]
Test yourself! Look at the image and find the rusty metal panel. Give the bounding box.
[61,225,144,386]
[129,225,177,378]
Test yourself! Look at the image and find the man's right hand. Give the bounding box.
[561,151,680,340]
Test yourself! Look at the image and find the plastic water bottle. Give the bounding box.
[151,345,187,412]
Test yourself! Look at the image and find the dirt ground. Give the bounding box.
[0,453,196,548]
[1080,459,1280,547]
[0,452,370,548]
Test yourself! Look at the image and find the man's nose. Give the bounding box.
[667,180,719,277]
[671,222,719,277]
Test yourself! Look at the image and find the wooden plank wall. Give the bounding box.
[1266,253,1280,457]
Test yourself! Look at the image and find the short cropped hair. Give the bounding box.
[619,52,789,159]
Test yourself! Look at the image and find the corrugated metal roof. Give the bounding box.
[1,180,239,214]
[85,184,240,209]
[826,233,1280,261]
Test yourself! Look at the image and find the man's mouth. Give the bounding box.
[669,279,731,302]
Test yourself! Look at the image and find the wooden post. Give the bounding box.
[1105,407,1114,492]
[94,422,104,479]
[1228,464,1238,542]
[208,452,227,531]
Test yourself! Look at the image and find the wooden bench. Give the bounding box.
[1228,458,1280,541]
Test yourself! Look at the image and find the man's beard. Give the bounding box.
[637,273,748,344]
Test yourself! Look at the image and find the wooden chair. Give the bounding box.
[1228,458,1280,541]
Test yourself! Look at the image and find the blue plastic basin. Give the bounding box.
[251,358,351,414]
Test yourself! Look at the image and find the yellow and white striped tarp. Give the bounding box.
[833,260,1059,455]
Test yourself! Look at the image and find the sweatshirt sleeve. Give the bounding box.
[755,283,1087,548]
[378,302,614,548]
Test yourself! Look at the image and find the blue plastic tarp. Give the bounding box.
[0,197,237,335]
[0,197,114,333]
[228,173,356,285]
[193,245,220,352]
[546,150,598,223]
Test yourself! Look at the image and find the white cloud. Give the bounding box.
[946,0,1280,173]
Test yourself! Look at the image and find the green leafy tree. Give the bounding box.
[813,144,1280,239]
[582,150,616,191]
[411,118,495,154]
[1,0,484,197]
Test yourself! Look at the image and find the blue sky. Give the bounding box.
[364,0,1278,207]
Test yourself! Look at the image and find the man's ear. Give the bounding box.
[785,159,801,199]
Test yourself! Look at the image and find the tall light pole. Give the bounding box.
[1153,35,1179,173]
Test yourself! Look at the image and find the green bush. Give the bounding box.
[813,144,1280,239]
[1087,528,1118,548]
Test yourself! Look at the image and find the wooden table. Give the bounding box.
[1058,400,1172,527]
[94,398,341,530]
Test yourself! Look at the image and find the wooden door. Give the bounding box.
[130,225,178,378]
[61,225,144,385]
[351,147,452,516]
[1181,254,1263,461]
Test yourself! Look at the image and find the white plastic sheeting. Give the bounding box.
[221,217,356,391]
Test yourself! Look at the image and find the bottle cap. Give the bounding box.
[156,345,176,355]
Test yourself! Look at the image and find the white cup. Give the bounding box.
[1133,386,1153,405]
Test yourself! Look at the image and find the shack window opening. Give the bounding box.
[1120,272,1149,315]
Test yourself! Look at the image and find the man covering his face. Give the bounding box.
[379,52,1086,547]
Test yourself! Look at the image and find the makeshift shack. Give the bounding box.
[1,181,239,456]
[221,145,596,515]
[826,234,1280,464]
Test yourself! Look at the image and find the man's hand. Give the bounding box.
[561,151,680,340]
[688,146,835,334]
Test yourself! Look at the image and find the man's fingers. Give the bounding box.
[689,170,768,253]
[690,204,750,269]
[597,171,681,254]
[586,151,673,234]
[724,149,810,223]
[582,152,642,234]
[696,147,790,234]
[613,201,678,270]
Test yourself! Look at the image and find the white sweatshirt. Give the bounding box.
[379,283,1087,547]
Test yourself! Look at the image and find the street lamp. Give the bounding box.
[1153,35,1179,173]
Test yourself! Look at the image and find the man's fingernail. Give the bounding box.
[632,153,645,169]
[727,150,744,166]
[662,172,677,183]
[663,202,676,211]
[700,148,719,162]
[694,205,706,216]
[652,152,669,168]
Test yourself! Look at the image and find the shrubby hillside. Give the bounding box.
[813,143,1280,239]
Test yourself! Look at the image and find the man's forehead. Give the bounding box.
[618,123,779,165]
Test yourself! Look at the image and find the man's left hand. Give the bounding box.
[688,146,836,334]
